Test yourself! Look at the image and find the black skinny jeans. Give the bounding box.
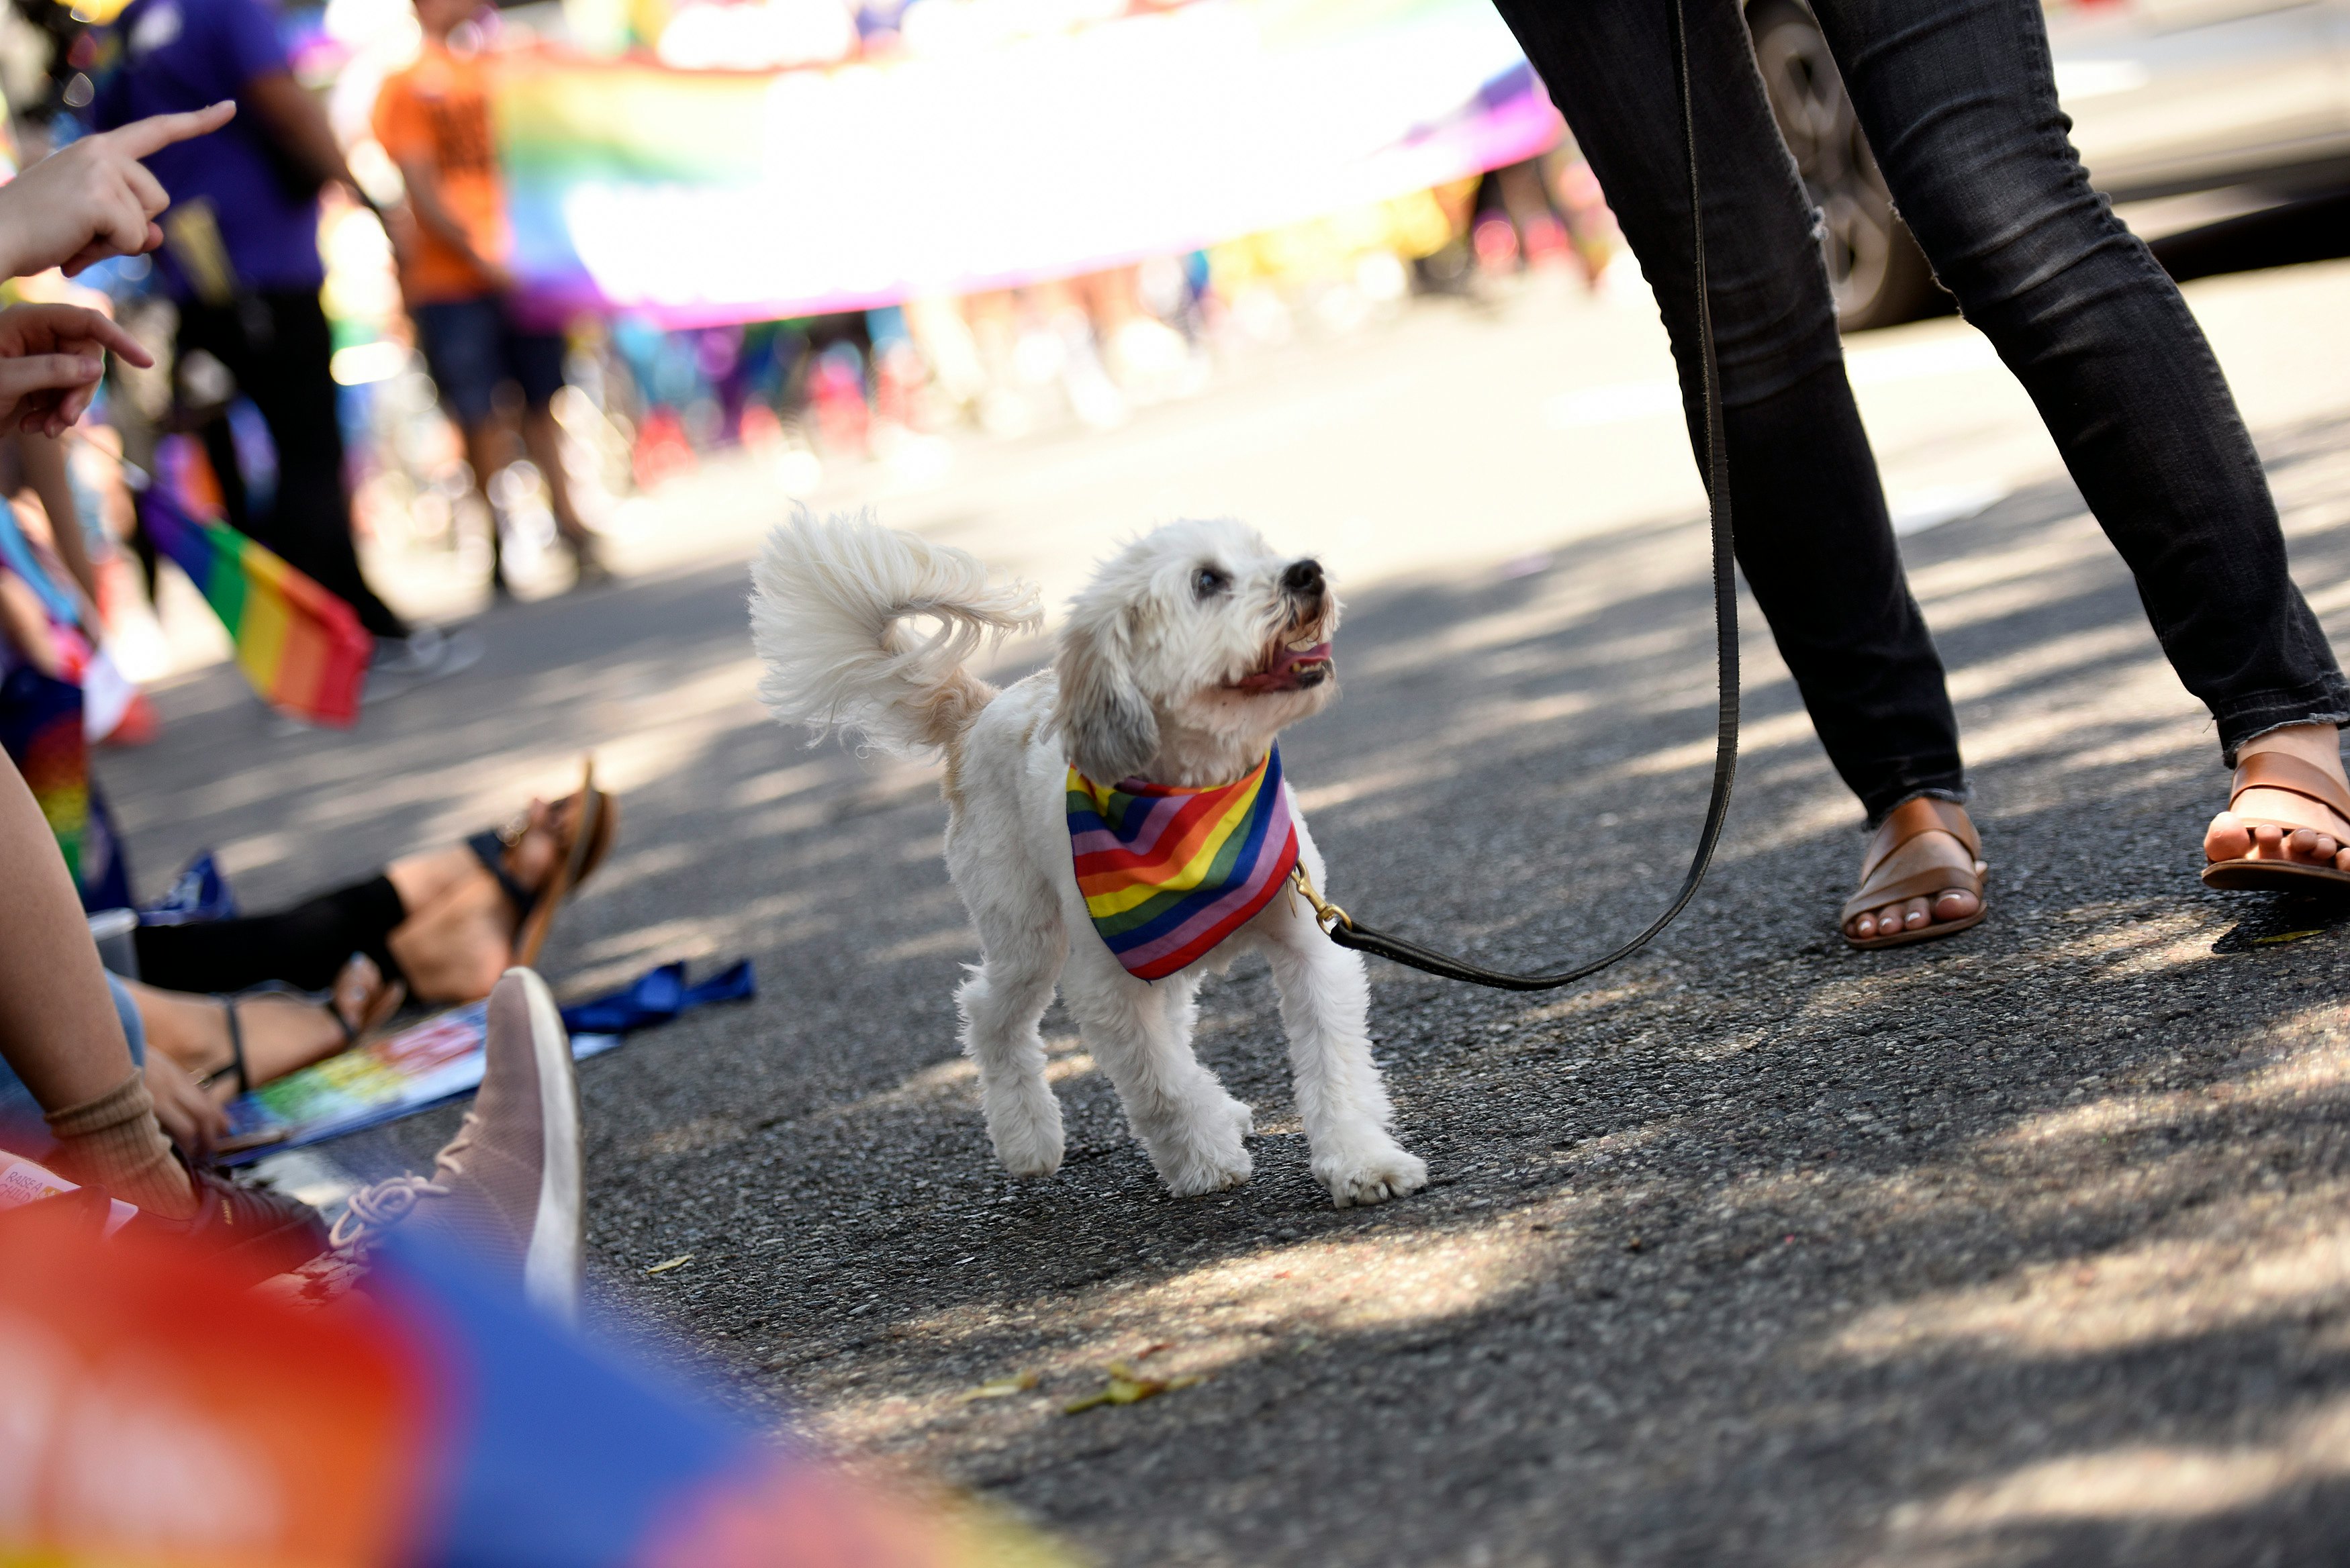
[1489,0,2349,822]
[176,291,410,641]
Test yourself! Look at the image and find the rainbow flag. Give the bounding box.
[139,452,373,727]
[500,0,1560,327]
[0,666,88,883]
[1068,746,1299,981]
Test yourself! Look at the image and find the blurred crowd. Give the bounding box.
[0,0,1619,726]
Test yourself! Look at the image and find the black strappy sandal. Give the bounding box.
[200,963,381,1096]
[199,994,252,1096]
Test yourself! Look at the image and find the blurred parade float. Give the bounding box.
[307,0,1616,493]
[0,0,1618,642]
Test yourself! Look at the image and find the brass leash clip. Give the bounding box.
[1288,863,1352,934]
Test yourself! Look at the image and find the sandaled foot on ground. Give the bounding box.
[1842,797,1988,950]
[2204,723,2350,893]
[132,954,406,1099]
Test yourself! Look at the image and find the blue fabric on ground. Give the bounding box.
[557,960,755,1034]
[138,848,238,926]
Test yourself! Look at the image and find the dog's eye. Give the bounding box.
[1193,565,1231,600]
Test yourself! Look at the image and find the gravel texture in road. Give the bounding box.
[111,409,2350,1565]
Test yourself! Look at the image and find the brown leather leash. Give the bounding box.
[1295,0,1738,992]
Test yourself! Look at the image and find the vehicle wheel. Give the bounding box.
[1745,0,1943,332]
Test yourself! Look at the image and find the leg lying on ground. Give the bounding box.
[127,954,405,1101]
[133,788,617,1003]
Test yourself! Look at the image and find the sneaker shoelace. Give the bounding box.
[328,1173,451,1251]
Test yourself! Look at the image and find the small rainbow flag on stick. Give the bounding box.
[139,444,373,728]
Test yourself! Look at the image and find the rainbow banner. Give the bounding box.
[500,0,1558,327]
[1068,745,1300,981]
[141,447,373,728]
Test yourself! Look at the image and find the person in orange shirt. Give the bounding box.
[373,0,606,593]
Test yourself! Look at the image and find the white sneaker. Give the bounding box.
[331,969,582,1318]
[367,626,483,699]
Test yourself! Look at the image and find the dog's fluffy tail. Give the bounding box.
[751,506,1043,755]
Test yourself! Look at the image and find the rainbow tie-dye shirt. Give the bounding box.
[1066,747,1301,981]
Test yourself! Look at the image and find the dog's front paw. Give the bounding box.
[1149,1095,1255,1197]
[1160,1146,1254,1198]
[984,1088,1065,1177]
[1314,1142,1427,1209]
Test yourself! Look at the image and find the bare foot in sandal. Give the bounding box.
[1842,797,1989,948]
[2204,724,2350,891]
[131,954,407,1100]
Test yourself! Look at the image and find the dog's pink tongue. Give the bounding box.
[1232,642,1333,692]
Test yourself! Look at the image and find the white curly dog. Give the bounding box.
[749,509,1427,1208]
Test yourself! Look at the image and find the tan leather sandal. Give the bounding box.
[2201,751,2350,895]
[1841,797,1989,950]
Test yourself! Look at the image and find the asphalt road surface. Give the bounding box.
[111,256,2350,1565]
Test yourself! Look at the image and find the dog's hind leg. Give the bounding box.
[957,915,1068,1178]
[1261,860,1427,1209]
[1063,954,1253,1197]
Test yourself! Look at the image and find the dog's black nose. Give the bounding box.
[1282,559,1324,595]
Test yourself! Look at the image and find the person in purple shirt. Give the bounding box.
[94,0,451,667]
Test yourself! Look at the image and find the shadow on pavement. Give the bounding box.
[99,406,2350,1564]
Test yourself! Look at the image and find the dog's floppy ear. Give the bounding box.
[1055,611,1159,783]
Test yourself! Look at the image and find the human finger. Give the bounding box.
[75,181,152,267]
[103,99,236,160]
[50,379,99,430]
[144,1055,226,1157]
[1,305,150,366]
[64,311,152,367]
[0,352,103,397]
[119,156,171,219]
[58,241,111,277]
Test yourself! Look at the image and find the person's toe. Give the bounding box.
[1896,896,1930,931]
[2206,810,2253,863]
[1933,887,1980,923]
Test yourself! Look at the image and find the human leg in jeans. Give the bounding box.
[1489,0,2350,937]
[1489,0,1985,943]
[177,292,411,639]
[1809,0,2350,884]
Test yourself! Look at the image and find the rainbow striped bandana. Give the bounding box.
[1067,746,1301,981]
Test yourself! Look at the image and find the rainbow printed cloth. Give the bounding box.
[138,456,373,728]
[0,666,87,885]
[1068,747,1300,981]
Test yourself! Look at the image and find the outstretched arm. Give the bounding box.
[243,70,367,199]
